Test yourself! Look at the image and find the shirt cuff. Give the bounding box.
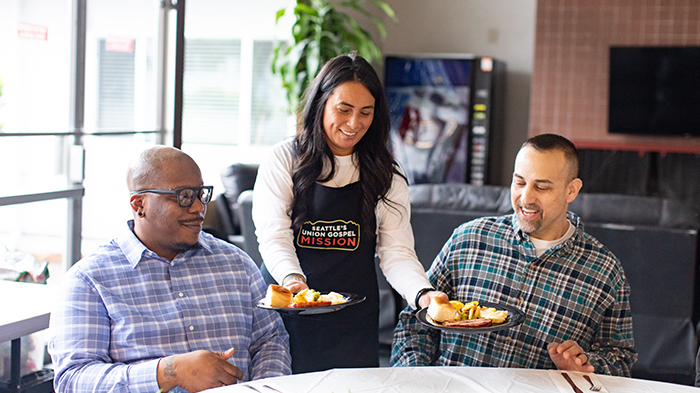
[128,358,161,392]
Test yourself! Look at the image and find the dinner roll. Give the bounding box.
[427,296,457,322]
[264,284,293,308]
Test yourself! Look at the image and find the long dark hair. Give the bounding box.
[291,52,403,230]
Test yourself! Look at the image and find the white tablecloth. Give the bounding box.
[205,366,700,393]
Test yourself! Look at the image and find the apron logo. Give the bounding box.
[296,220,360,251]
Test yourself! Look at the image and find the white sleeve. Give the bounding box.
[251,140,305,284]
[376,173,433,309]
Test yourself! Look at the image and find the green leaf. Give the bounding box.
[341,1,371,18]
[295,3,319,17]
[372,0,398,22]
[275,8,286,22]
[307,43,320,75]
[371,16,386,40]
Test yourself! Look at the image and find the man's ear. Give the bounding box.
[566,178,583,203]
[130,194,144,215]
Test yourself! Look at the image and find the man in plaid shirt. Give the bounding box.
[49,146,290,393]
[391,134,637,376]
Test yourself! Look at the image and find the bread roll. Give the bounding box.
[264,284,293,308]
[426,296,457,323]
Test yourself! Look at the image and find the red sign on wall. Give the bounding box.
[18,22,48,41]
[105,38,134,53]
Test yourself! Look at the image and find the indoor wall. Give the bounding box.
[530,0,700,151]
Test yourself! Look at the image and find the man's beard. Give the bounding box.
[175,242,197,252]
[516,203,542,234]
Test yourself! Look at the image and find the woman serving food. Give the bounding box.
[252,52,445,373]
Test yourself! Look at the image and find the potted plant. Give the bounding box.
[272,0,397,113]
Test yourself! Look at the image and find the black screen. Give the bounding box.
[609,46,700,137]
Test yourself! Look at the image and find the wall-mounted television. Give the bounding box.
[609,46,700,137]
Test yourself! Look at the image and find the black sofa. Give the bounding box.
[213,163,259,249]
[409,183,514,270]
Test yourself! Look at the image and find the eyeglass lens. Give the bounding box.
[177,187,212,207]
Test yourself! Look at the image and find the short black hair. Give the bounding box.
[521,133,579,180]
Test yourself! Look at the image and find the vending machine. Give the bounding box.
[384,55,505,185]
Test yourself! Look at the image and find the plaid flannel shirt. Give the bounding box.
[391,212,637,376]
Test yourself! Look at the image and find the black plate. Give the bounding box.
[256,292,365,315]
[416,301,525,334]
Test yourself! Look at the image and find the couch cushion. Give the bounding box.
[410,183,512,213]
[569,193,700,229]
[409,184,512,269]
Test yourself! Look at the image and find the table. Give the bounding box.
[0,281,57,393]
[205,366,700,393]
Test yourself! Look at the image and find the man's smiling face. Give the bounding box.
[510,146,581,241]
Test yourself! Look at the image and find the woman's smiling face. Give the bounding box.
[322,81,375,156]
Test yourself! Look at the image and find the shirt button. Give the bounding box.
[517,296,524,305]
[506,337,512,342]
[179,292,185,298]
[189,326,195,331]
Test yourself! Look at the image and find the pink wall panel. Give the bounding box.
[530,0,700,153]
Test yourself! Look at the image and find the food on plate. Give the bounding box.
[426,296,458,322]
[442,318,493,328]
[479,306,508,324]
[263,284,293,308]
[294,288,348,305]
[290,301,332,308]
[262,285,348,308]
[294,288,321,303]
[449,300,465,310]
[426,297,509,327]
[318,291,347,305]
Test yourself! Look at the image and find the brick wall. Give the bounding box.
[529,0,700,152]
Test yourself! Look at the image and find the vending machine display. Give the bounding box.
[385,55,504,185]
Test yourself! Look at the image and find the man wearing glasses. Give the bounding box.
[48,146,291,393]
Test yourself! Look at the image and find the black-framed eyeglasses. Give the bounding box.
[130,186,214,207]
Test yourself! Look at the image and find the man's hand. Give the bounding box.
[547,340,595,373]
[418,291,448,309]
[157,348,244,392]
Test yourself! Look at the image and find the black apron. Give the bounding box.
[261,182,379,373]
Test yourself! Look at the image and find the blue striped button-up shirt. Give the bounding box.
[391,212,637,376]
[49,221,290,393]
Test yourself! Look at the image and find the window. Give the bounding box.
[251,40,289,146]
[181,0,294,193]
[183,39,242,145]
[98,39,136,130]
[0,0,293,283]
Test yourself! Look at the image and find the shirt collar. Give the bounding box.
[117,220,212,268]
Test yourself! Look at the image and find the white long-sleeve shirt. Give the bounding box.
[252,139,431,309]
